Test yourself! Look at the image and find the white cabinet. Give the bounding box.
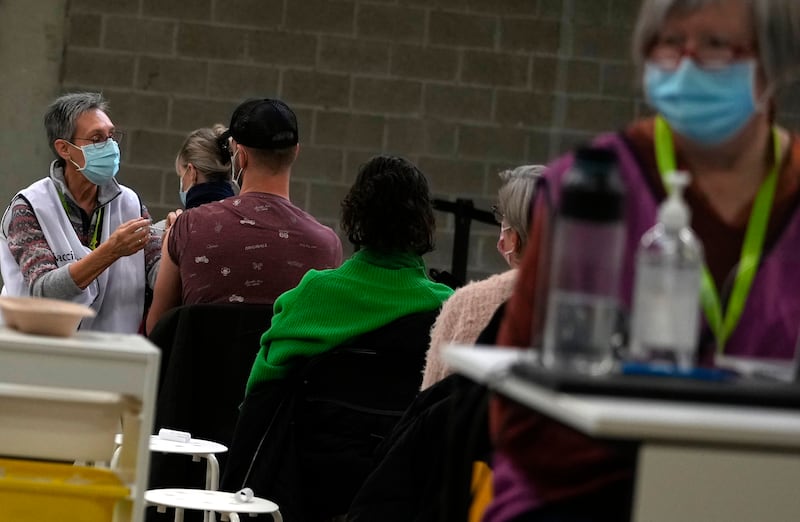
[0,327,160,522]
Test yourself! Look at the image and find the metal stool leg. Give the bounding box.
[206,454,220,490]
[110,446,122,469]
[201,453,220,522]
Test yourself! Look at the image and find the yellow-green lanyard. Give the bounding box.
[56,188,104,250]
[654,116,780,352]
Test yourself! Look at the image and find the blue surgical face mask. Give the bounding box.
[178,168,190,207]
[644,59,758,146]
[69,139,121,185]
[497,225,516,267]
[231,148,243,188]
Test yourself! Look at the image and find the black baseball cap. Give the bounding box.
[225,98,299,150]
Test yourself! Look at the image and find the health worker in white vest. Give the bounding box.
[0,92,162,333]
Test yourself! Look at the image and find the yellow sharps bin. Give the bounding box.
[0,458,130,521]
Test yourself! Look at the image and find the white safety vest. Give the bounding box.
[0,170,145,333]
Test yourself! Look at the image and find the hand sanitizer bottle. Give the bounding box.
[629,171,704,369]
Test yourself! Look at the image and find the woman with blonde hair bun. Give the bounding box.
[174,124,235,209]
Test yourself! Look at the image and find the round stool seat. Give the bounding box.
[112,434,228,498]
[149,436,228,455]
[146,488,281,521]
[115,434,228,455]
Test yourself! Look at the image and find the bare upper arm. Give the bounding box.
[145,229,182,335]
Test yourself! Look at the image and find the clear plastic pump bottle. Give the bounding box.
[629,171,704,369]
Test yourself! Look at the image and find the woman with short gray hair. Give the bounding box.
[0,91,160,333]
[421,165,542,389]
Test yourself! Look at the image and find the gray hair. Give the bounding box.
[176,124,232,183]
[632,0,800,88]
[496,164,544,255]
[44,92,109,163]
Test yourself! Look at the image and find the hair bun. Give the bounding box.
[216,131,232,165]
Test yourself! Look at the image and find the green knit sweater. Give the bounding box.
[245,249,453,394]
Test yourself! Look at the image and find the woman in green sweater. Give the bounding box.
[245,155,454,394]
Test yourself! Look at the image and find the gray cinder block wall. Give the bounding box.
[2,0,647,280]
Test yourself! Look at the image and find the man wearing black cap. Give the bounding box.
[146,98,343,333]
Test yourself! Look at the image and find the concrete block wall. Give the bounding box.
[58,0,645,281]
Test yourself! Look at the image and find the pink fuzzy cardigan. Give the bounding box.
[421,269,518,390]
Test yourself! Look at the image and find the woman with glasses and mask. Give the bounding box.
[420,165,543,390]
[487,1,800,520]
[0,91,160,334]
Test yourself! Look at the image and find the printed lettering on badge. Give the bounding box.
[54,251,75,264]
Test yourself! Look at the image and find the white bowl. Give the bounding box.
[0,296,96,337]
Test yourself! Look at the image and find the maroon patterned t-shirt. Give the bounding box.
[168,192,342,306]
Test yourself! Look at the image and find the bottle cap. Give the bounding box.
[235,488,254,503]
[659,171,691,230]
[560,147,624,222]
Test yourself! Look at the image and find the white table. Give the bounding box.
[146,488,282,522]
[444,344,800,522]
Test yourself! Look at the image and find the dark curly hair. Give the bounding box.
[341,155,435,255]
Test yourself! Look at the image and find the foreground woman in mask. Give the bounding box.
[0,92,160,334]
[487,0,800,520]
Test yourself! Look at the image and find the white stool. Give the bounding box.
[113,434,228,522]
[113,434,228,491]
[146,488,282,522]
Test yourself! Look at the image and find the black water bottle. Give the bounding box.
[542,147,626,375]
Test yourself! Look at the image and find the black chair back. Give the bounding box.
[221,309,439,522]
[145,303,273,518]
[299,310,438,519]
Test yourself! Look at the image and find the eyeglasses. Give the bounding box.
[648,36,754,70]
[72,130,125,149]
[491,205,504,224]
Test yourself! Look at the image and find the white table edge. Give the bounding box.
[443,344,800,449]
